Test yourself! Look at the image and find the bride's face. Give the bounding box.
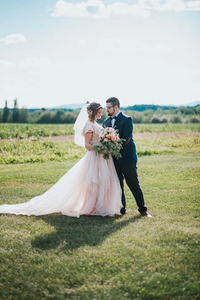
[95,108,103,120]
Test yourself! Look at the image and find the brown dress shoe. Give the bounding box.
[141,212,152,218]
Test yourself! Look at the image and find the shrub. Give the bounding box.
[151,116,161,123]
[171,115,183,123]
[160,115,169,123]
[190,116,200,123]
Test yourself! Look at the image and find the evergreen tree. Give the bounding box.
[0,110,2,123]
[12,98,19,122]
[19,107,28,123]
[3,100,9,122]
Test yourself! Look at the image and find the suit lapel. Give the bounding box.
[104,118,111,128]
[114,112,122,129]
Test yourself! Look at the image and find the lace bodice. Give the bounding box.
[82,121,102,146]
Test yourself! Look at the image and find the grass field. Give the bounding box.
[0,124,199,164]
[0,124,75,139]
[0,124,200,299]
[0,123,199,139]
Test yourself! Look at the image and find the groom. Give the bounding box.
[103,97,152,217]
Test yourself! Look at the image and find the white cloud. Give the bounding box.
[185,67,200,74]
[0,34,26,45]
[77,40,86,46]
[51,0,150,18]
[0,57,54,69]
[18,57,54,69]
[97,38,172,54]
[153,43,172,53]
[50,0,200,18]
[0,60,17,67]
[138,0,200,11]
[97,38,146,52]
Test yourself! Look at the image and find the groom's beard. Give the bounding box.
[107,108,116,117]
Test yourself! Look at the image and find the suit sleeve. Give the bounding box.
[123,117,133,142]
[102,119,107,128]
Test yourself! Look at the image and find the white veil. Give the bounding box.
[73,104,89,147]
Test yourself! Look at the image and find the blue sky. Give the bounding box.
[0,0,200,108]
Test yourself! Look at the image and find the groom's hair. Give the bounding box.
[106,97,120,108]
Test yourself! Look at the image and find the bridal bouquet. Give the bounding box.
[94,127,124,159]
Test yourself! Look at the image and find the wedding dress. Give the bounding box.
[0,121,122,217]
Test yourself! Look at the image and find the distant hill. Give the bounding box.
[183,101,200,107]
[121,104,178,112]
[121,102,200,112]
[27,101,200,112]
[49,103,85,110]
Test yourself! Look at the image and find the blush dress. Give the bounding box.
[0,121,122,217]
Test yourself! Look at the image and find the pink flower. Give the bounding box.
[104,138,108,142]
[111,136,116,141]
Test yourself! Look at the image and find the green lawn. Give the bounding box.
[0,151,199,299]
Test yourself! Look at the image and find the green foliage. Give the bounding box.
[19,107,28,123]
[0,124,74,139]
[33,110,77,124]
[12,99,19,123]
[121,106,200,124]
[151,115,161,123]
[175,106,196,115]
[37,111,53,123]
[3,100,10,122]
[124,104,177,111]
[171,115,182,123]
[1,106,78,124]
[190,116,200,123]
[1,103,200,124]
[125,110,146,123]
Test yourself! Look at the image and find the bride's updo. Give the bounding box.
[87,102,103,122]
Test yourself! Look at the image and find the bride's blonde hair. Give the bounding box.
[87,102,102,121]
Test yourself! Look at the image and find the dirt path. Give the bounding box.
[0,131,199,143]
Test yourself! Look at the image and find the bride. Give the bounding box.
[0,102,122,217]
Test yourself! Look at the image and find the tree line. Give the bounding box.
[0,99,200,124]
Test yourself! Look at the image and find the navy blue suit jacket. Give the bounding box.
[103,112,137,164]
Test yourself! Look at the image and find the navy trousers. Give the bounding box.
[113,160,147,214]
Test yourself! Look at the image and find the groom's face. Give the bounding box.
[106,102,117,117]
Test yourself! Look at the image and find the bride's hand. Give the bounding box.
[102,150,109,154]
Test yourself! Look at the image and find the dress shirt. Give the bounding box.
[111,111,120,127]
